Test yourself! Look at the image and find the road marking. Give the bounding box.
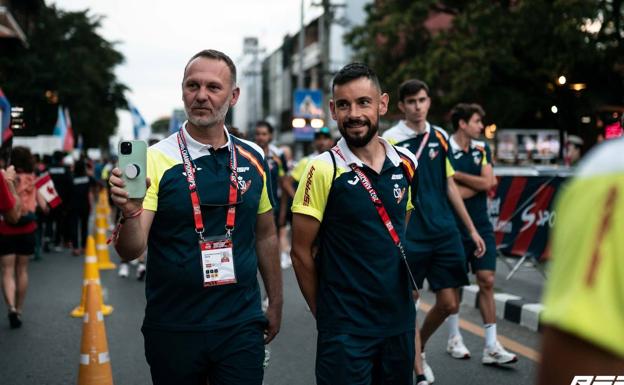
[419,301,540,362]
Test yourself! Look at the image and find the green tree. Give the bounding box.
[151,117,170,134]
[346,0,623,134]
[0,3,127,149]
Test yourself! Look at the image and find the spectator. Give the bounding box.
[0,146,48,328]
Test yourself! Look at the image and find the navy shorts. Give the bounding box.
[142,320,266,385]
[463,230,497,273]
[405,232,469,291]
[316,330,415,385]
[0,232,36,256]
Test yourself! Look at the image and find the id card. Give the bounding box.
[200,237,236,287]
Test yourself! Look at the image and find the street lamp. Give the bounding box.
[557,75,567,86]
[551,105,559,114]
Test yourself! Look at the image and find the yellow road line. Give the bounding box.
[419,300,540,362]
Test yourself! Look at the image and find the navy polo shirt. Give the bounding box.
[292,137,418,337]
[448,136,494,234]
[143,123,272,331]
[383,121,459,241]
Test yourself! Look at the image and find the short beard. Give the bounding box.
[338,115,379,148]
[186,97,231,129]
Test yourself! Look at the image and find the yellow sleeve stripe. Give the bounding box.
[257,171,273,214]
[236,145,265,177]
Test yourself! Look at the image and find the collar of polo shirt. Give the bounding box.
[396,120,431,138]
[449,135,484,154]
[335,136,402,168]
[181,121,232,157]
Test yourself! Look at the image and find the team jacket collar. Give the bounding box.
[450,134,483,153]
[396,120,431,138]
[335,136,402,168]
[449,135,463,153]
[181,121,232,156]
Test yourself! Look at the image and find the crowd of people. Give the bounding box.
[1,47,621,385]
[0,147,124,328]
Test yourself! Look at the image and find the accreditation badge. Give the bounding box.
[200,236,236,287]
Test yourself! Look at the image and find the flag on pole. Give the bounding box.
[0,88,12,146]
[53,105,67,140]
[129,102,150,141]
[63,107,75,152]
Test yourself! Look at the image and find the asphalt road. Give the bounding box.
[0,246,540,385]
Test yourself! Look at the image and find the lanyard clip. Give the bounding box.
[196,228,205,242]
[225,227,233,239]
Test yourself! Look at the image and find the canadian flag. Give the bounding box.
[35,173,62,209]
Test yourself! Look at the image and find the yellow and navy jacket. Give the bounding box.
[448,136,493,233]
[143,124,272,331]
[541,138,624,358]
[383,121,459,241]
[291,137,418,337]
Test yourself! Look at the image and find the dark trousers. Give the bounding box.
[142,320,266,385]
[316,330,415,385]
[69,207,89,249]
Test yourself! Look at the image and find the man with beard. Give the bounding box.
[109,49,282,385]
[291,62,419,385]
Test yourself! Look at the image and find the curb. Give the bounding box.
[460,284,544,332]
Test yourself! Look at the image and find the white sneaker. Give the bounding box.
[118,263,129,278]
[446,335,471,359]
[136,263,146,281]
[421,352,435,383]
[482,341,518,365]
[280,251,292,269]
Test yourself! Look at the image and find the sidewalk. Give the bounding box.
[461,258,546,332]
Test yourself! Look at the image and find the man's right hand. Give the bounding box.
[109,167,150,216]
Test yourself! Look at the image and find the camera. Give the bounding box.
[120,141,133,155]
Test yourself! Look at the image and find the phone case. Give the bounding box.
[118,140,147,199]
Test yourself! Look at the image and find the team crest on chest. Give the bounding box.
[237,176,252,194]
[473,155,482,165]
[429,148,439,160]
[393,183,406,204]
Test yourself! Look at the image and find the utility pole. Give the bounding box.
[298,0,305,90]
[314,0,344,129]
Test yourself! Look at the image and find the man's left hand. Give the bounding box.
[264,302,282,344]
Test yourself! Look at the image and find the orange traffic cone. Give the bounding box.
[96,217,116,270]
[77,282,114,385]
[71,236,113,317]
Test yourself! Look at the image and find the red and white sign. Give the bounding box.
[35,173,62,208]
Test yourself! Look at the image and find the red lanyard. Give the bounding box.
[177,130,239,241]
[332,146,418,291]
[414,129,430,160]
